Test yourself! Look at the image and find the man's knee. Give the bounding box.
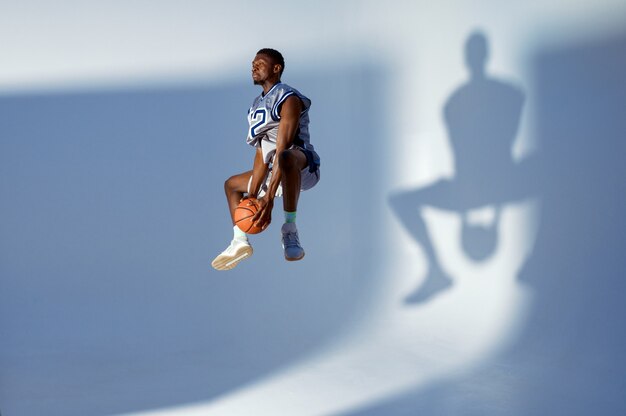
[278,149,303,171]
[224,176,235,192]
[278,149,298,170]
[224,174,246,193]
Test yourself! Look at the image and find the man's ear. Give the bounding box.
[273,64,282,75]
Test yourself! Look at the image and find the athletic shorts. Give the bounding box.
[248,148,320,198]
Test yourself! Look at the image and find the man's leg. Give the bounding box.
[278,149,309,261]
[279,150,308,211]
[212,171,254,271]
[225,170,254,224]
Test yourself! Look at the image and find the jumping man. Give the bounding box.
[211,48,321,270]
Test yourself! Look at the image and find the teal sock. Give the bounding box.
[233,225,247,240]
[284,211,297,223]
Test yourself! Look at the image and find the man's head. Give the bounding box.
[252,48,285,85]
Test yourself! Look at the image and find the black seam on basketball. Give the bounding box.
[235,207,255,221]
[236,206,255,215]
[236,219,252,232]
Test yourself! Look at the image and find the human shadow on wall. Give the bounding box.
[390,31,537,304]
[347,30,626,416]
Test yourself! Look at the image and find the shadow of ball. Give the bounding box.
[461,221,499,261]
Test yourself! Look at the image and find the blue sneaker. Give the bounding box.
[281,223,305,261]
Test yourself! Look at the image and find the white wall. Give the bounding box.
[2,1,626,415]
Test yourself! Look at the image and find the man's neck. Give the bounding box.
[262,80,281,95]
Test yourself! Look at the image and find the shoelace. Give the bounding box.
[282,232,301,247]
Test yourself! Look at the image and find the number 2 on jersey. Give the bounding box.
[250,109,267,138]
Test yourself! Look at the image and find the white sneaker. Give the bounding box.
[211,238,253,270]
[281,223,305,261]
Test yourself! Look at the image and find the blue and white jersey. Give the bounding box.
[246,82,314,164]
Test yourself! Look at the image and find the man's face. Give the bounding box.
[252,53,279,85]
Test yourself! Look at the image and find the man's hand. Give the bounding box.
[252,195,273,230]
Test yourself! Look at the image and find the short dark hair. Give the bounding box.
[257,48,285,75]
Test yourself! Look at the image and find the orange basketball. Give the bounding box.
[234,198,263,234]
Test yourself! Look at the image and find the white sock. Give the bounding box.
[233,225,247,240]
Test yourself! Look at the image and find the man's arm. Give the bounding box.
[264,95,303,200]
[253,95,303,228]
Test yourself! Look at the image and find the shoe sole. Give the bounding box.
[211,246,253,270]
[285,252,305,261]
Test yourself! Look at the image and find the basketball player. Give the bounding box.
[212,48,321,271]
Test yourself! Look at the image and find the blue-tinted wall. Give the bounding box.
[0,66,386,415]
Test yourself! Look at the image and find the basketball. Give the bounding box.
[234,198,263,234]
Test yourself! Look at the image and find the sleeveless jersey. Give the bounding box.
[246,82,315,164]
